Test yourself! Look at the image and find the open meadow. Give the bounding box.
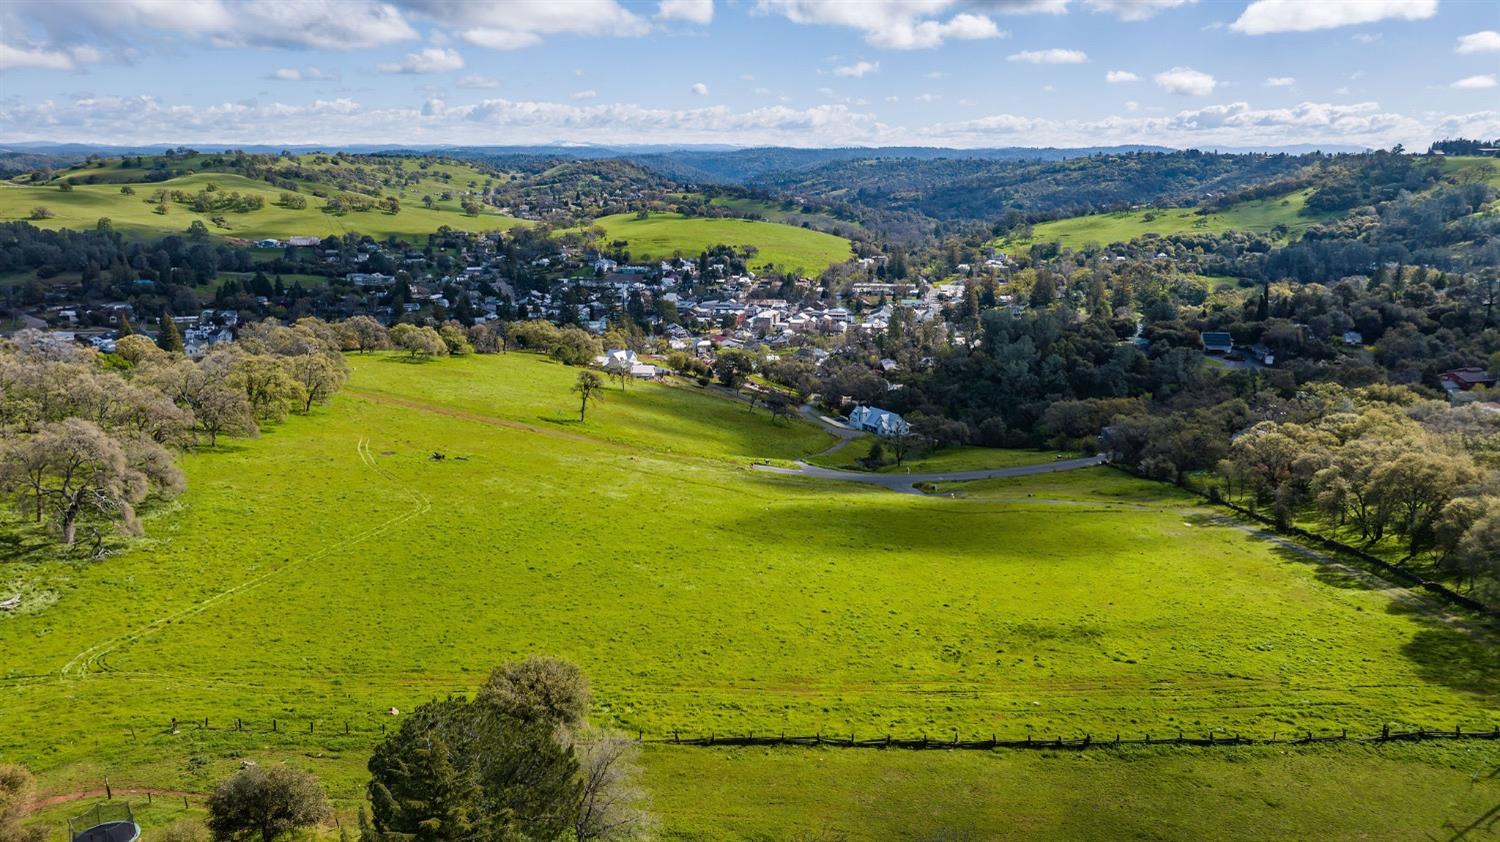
[586,212,853,274]
[4,352,1499,839]
[997,189,1329,251]
[0,172,524,241]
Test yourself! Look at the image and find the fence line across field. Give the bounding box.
[142,717,1500,751]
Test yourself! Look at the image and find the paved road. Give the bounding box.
[753,454,1109,494]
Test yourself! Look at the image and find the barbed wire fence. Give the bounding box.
[137,716,1500,752]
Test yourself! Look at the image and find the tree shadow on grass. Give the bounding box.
[1186,515,1500,702]
[1187,515,1385,592]
[1399,625,1500,699]
[373,354,438,365]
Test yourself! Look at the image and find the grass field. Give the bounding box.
[707,196,863,233]
[5,353,1499,839]
[587,212,853,273]
[806,438,1073,473]
[0,172,525,241]
[998,189,1331,251]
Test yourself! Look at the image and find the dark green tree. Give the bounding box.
[157,312,185,354]
[206,766,329,842]
[367,699,581,842]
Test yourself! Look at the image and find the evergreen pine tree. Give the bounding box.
[157,312,185,353]
[117,312,135,336]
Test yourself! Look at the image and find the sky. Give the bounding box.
[0,0,1497,149]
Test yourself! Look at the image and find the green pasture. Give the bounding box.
[0,172,524,242]
[1436,155,1500,189]
[807,437,1073,473]
[4,352,1498,838]
[707,197,863,232]
[998,189,1331,251]
[586,212,853,273]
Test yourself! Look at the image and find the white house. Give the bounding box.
[603,349,639,371]
[847,405,910,437]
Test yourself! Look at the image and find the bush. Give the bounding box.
[0,763,46,842]
[207,765,330,842]
[476,655,590,730]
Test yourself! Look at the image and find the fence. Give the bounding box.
[138,716,1500,753]
[1106,463,1500,621]
[654,725,1500,751]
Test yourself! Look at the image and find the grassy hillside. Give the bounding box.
[589,211,853,273]
[0,172,524,241]
[998,189,1331,251]
[1436,155,1500,189]
[708,196,864,232]
[4,353,1497,838]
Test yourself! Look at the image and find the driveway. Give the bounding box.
[753,454,1109,494]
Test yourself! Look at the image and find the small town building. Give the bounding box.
[847,405,910,437]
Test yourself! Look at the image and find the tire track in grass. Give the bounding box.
[45,437,429,682]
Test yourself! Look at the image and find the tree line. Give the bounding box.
[0,318,357,551]
[1,656,652,842]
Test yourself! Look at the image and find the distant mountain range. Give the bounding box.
[0,141,1370,159]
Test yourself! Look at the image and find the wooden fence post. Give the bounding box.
[104,777,111,800]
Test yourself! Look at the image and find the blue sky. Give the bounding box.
[1,0,1497,148]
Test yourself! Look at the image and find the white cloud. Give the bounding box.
[1008,48,1087,63]
[691,82,709,95]
[1124,100,1139,111]
[755,1,1004,49]
[833,60,879,77]
[925,70,946,79]
[401,0,651,50]
[379,47,463,74]
[8,90,1499,152]
[0,42,102,71]
[1456,31,1500,55]
[1082,0,1195,21]
[1352,32,1382,44]
[1231,0,1436,35]
[915,92,942,102]
[973,0,1069,12]
[268,66,339,82]
[1263,76,1295,87]
[1154,66,1216,95]
[1452,74,1498,90]
[658,0,714,23]
[753,87,771,95]
[925,100,1500,150]
[457,74,501,88]
[572,89,598,99]
[1106,69,1139,83]
[1,0,420,56]
[0,93,903,147]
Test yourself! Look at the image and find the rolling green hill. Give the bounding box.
[589,211,853,273]
[4,352,1497,839]
[0,171,525,241]
[998,189,1332,251]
